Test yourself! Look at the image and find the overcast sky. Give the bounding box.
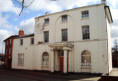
[0,0,118,53]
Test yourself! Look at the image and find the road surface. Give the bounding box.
[0,68,100,81]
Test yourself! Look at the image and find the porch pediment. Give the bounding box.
[49,42,73,50]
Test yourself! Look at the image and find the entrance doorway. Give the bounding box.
[59,50,69,72]
[60,56,64,72]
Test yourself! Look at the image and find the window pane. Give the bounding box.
[42,52,49,66]
[62,15,67,22]
[20,39,23,45]
[18,53,24,66]
[82,26,90,40]
[62,29,68,41]
[31,38,34,44]
[44,31,49,42]
[44,18,49,24]
[82,10,89,18]
[81,50,91,66]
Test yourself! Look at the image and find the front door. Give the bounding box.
[60,56,64,72]
[60,56,69,72]
[59,50,69,73]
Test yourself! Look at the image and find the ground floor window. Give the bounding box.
[81,50,91,66]
[42,52,49,66]
[18,53,24,66]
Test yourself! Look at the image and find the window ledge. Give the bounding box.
[18,65,24,66]
[82,39,91,41]
[81,17,89,20]
[42,42,49,44]
[61,21,67,24]
[30,44,35,45]
[43,24,49,27]
[61,41,68,43]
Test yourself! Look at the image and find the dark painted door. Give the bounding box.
[60,56,64,72]
[60,56,69,72]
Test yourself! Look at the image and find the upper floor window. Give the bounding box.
[31,38,34,44]
[62,29,68,41]
[82,25,90,40]
[20,39,23,45]
[82,10,89,18]
[62,15,68,22]
[44,18,49,24]
[44,31,49,42]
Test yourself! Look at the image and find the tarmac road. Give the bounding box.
[0,68,100,81]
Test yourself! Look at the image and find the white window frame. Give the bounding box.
[18,53,24,66]
[82,25,90,40]
[62,15,68,22]
[82,10,89,18]
[42,52,49,67]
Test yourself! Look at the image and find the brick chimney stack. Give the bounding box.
[101,0,106,5]
[19,30,24,37]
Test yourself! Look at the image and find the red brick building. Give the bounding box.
[0,54,5,64]
[4,30,24,68]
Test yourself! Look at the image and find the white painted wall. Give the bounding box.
[73,41,108,73]
[12,4,112,74]
[106,18,112,73]
[34,4,112,74]
[12,36,35,70]
[35,4,107,44]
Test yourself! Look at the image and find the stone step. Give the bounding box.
[110,68,118,76]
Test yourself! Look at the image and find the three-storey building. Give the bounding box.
[12,3,113,74]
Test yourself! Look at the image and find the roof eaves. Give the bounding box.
[105,6,113,23]
[4,35,18,42]
[35,4,105,19]
[15,33,34,39]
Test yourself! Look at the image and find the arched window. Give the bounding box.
[42,52,49,66]
[81,50,91,66]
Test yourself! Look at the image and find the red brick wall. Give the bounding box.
[4,37,14,68]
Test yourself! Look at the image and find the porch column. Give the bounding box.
[64,49,68,73]
[69,50,72,72]
[55,51,59,71]
[50,49,54,72]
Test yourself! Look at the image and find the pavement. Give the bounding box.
[0,67,100,81]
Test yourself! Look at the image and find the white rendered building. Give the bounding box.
[12,3,113,74]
